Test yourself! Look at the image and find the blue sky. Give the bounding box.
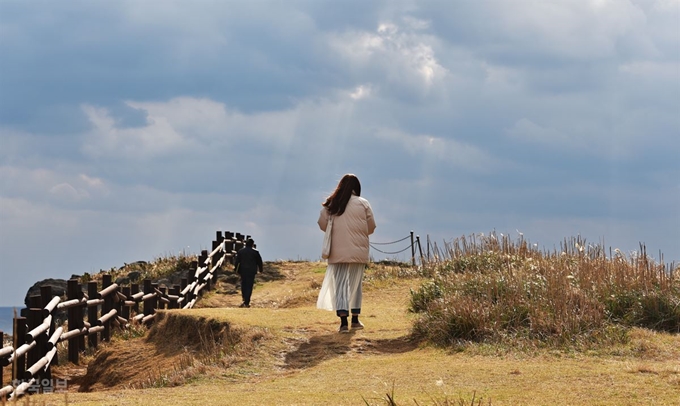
[0,0,678,306]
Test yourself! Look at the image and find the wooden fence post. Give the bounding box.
[0,329,3,388]
[27,295,45,391]
[235,233,244,253]
[39,286,52,312]
[101,275,112,342]
[225,231,235,265]
[112,279,122,329]
[38,287,54,387]
[216,232,227,289]
[214,230,224,279]
[187,262,196,286]
[188,261,197,305]
[416,235,424,266]
[158,287,167,310]
[199,251,208,296]
[121,286,131,320]
[143,280,153,326]
[209,240,221,291]
[12,315,27,382]
[88,281,99,349]
[151,283,159,311]
[40,286,57,373]
[130,283,140,315]
[169,286,180,309]
[67,279,80,365]
[27,305,43,392]
[410,231,415,266]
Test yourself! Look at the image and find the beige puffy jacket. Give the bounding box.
[318,195,376,264]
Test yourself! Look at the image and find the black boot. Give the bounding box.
[339,316,349,333]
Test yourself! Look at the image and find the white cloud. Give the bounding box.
[505,118,572,146]
[0,197,84,237]
[81,104,188,159]
[618,61,680,78]
[1,0,678,307]
[481,62,521,88]
[374,128,499,173]
[349,85,372,100]
[50,183,89,201]
[493,0,651,60]
[80,97,303,160]
[80,174,105,189]
[328,20,448,93]
[402,16,431,31]
[0,166,109,204]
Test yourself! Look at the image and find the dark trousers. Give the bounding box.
[241,273,256,305]
[337,308,361,317]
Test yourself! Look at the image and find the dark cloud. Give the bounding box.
[1,0,678,305]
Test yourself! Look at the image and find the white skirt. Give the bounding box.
[317,263,365,312]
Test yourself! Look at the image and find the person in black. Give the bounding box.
[234,238,263,308]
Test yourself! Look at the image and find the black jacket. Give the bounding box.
[235,246,263,275]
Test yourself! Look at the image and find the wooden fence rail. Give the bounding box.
[0,230,248,400]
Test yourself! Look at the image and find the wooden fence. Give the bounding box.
[0,230,247,400]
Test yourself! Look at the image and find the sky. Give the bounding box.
[0,0,678,306]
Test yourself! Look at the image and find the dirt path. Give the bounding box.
[33,262,680,405]
[49,262,421,393]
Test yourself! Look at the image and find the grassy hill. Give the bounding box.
[23,252,680,405]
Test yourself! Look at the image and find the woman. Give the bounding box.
[317,174,376,333]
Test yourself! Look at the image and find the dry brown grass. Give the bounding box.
[412,233,679,348]
[78,253,195,288]
[25,260,680,405]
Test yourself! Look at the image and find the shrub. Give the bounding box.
[411,232,679,348]
[409,279,444,313]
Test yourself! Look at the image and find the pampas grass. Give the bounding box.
[411,232,678,348]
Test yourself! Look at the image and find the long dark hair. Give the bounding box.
[323,174,362,216]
